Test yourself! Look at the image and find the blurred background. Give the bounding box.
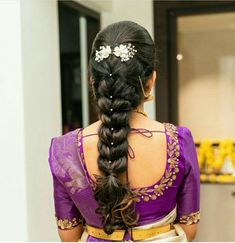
[0,0,235,241]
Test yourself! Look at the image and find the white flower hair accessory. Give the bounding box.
[113,43,137,62]
[95,43,137,62]
[95,46,112,62]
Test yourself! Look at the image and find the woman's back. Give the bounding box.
[48,20,200,241]
[48,118,200,241]
[81,117,167,189]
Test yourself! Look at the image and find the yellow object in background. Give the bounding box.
[198,138,235,184]
[200,173,235,184]
[197,139,215,171]
[214,139,235,171]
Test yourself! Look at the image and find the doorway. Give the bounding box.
[58,1,100,134]
[154,1,235,241]
[154,1,235,126]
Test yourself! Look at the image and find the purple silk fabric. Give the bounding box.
[48,123,200,241]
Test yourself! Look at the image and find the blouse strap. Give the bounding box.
[79,126,167,188]
[82,127,166,138]
[81,127,166,159]
[82,132,97,138]
[129,127,166,137]
[127,127,166,159]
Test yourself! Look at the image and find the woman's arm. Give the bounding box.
[179,224,197,242]
[48,137,84,242]
[176,127,201,241]
[58,224,84,242]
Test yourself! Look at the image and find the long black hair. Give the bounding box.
[89,21,157,234]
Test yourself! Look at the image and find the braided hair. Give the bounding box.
[89,21,157,234]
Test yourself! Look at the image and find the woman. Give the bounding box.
[48,21,200,242]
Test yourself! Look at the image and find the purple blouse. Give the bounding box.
[48,123,200,241]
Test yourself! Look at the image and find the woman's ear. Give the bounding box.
[145,70,157,92]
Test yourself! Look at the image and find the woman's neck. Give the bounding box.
[129,103,148,125]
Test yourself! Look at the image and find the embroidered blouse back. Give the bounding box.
[78,123,178,203]
[48,123,200,239]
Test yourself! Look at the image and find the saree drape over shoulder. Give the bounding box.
[48,123,200,241]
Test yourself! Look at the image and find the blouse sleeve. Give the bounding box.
[48,138,83,230]
[176,127,200,225]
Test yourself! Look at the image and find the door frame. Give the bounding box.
[153,1,235,124]
[58,0,100,129]
[58,0,100,19]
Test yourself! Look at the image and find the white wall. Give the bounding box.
[20,0,62,241]
[0,0,61,241]
[77,0,112,12]
[0,0,28,241]
[0,0,155,241]
[101,0,153,35]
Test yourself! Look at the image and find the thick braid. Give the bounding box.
[89,21,157,234]
[94,74,140,234]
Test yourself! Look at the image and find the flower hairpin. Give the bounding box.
[95,46,112,62]
[95,43,137,62]
[113,43,137,62]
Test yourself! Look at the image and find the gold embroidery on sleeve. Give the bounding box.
[52,129,90,195]
[77,129,97,191]
[56,216,82,230]
[179,211,200,225]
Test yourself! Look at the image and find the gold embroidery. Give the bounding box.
[77,129,97,191]
[56,216,82,230]
[132,123,180,202]
[77,123,180,203]
[51,129,90,194]
[179,211,200,225]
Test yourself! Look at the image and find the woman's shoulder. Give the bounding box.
[156,120,191,132]
[48,127,85,179]
[174,124,194,140]
[81,120,101,136]
[50,127,82,146]
[165,123,195,152]
[48,128,90,191]
[160,122,195,152]
[48,128,82,167]
[79,119,193,137]
[142,119,186,133]
[146,120,190,136]
[174,124,198,167]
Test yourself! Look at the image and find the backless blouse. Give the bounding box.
[48,123,200,241]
